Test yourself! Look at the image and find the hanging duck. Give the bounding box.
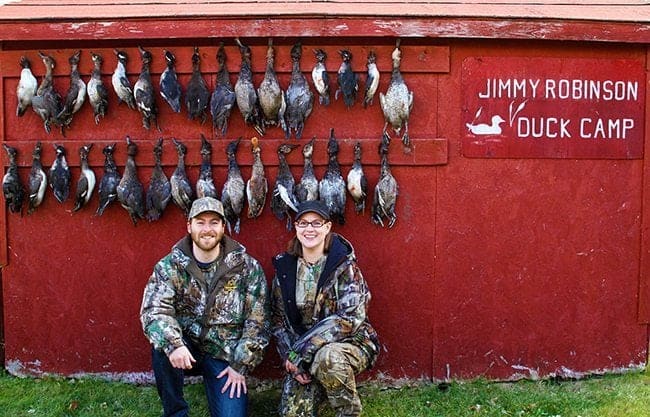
[335,49,358,109]
[170,138,193,216]
[257,38,286,131]
[159,50,182,113]
[55,50,86,131]
[211,42,236,137]
[96,143,121,216]
[234,38,265,135]
[372,132,398,228]
[27,141,47,215]
[134,46,159,131]
[146,138,171,221]
[31,51,63,134]
[195,134,218,199]
[319,128,346,225]
[295,137,318,203]
[117,136,145,225]
[49,143,71,203]
[185,46,210,124]
[347,141,368,214]
[2,144,25,214]
[72,144,96,213]
[16,56,38,117]
[221,138,245,234]
[379,39,414,148]
[246,137,267,219]
[87,52,109,124]
[112,49,136,110]
[311,49,330,106]
[363,50,380,108]
[271,142,300,230]
[285,43,313,139]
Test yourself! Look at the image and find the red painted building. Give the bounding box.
[0,1,649,381]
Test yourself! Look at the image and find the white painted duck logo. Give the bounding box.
[466,99,528,135]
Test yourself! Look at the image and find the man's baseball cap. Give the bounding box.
[188,197,225,220]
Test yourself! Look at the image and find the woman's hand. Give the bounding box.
[285,360,312,384]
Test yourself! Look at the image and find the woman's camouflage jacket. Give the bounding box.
[271,233,379,371]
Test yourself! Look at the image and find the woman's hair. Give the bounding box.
[287,231,334,257]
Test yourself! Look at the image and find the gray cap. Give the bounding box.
[295,200,330,221]
[188,197,225,220]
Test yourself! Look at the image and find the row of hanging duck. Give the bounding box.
[2,130,399,231]
[15,39,414,147]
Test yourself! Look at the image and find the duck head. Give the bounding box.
[313,49,327,63]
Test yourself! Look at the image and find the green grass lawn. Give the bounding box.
[1,369,649,416]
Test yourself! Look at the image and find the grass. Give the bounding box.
[1,369,650,416]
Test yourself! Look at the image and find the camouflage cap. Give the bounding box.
[295,200,330,221]
[188,197,225,220]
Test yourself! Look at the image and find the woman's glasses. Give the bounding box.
[295,219,327,229]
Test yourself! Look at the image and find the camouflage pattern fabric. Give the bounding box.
[140,234,269,375]
[280,342,369,417]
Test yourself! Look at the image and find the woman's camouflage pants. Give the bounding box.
[279,342,370,417]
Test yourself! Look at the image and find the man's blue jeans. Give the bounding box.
[151,342,248,417]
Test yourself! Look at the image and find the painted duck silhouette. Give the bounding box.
[466,115,506,135]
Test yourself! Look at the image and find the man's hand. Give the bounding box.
[169,346,196,370]
[217,366,247,398]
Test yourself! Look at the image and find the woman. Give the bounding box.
[271,200,380,417]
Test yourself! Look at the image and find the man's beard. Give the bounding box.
[192,231,220,252]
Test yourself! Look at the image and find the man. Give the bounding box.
[141,196,269,417]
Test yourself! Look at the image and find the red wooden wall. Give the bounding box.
[0,20,648,380]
